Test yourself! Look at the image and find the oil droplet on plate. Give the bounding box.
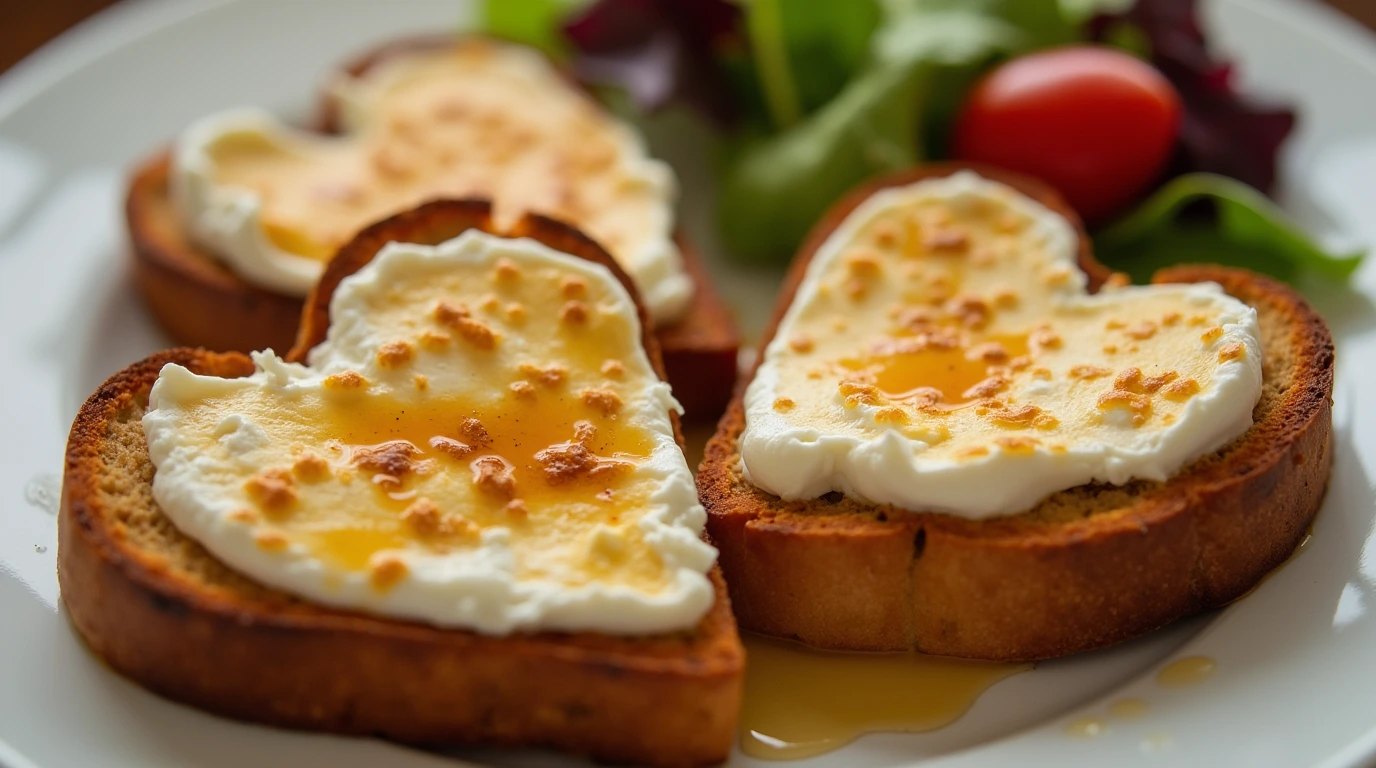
[1108,697,1150,719]
[739,633,1029,760]
[24,474,60,515]
[1141,731,1174,751]
[1065,717,1108,738]
[1156,656,1216,687]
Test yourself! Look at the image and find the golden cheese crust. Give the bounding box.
[124,33,739,419]
[697,163,1334,661]
[62,202,744,768]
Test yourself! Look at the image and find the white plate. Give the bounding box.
[1,1,1375,766]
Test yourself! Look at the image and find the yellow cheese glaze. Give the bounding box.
[207,41,663,266]
[740,172,1263,517]
[144,232,713,634]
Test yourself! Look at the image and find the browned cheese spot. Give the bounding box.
[419,330,451,350]
[839,380,883,407]
[844,277,869,302]
[1097,389,1153,426]
[601,359,625,378]
[994,436,1039,454]
[254,529,290,551]
[401,498,478,538]
[847,250,883,277]
[244,468,298,514]
[560,300,590,325]
[966,341,1009,363]
[471,456,516,500]
[1070,365,1112,380]
[369,553,409,590]
[1162,378,1202,401]
[376,340,415,369]
[493,257,521,283]
[945,295,991,329]
[1116,367,1179,394]
[1218,342,1246,362]
[435,301,499,350]
[989,405,1058,430]
[1124,321,1158,340]
[874,406,910,425]
[519,362,569,387]
[581,388,623,416]
[459,418,491,447]
[291,452,330,482]
[534,424,634,485]
[961,375,1008,400]
[429,436,475,461]
[560,275,588,298]
[924,228,969,253]
[323,370,367,390]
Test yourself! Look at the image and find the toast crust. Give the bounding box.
[125,33,739,418]
[698,164,1334,661]
[63,208,744,766]
[126,154,304,354]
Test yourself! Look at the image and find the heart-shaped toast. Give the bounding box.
[739,169,1262,518]
[142,201,715,635]
[700,163,1332,660]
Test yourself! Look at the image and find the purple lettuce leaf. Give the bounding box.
[1091,0,1296,195]
[560,0,743,125]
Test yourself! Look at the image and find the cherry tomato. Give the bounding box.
[952,45,1182,222]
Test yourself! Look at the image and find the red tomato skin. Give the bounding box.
[952,46,1182,222]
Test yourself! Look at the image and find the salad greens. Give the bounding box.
[743,0,880,128]
[483,0,568,57]
[1094,173,1364,284]
[721,0,1110,263]
[718,60,925,261]
[479,0,1365,284]
[1088,0,1298,195]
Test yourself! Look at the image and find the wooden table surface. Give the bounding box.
[1,0,1374,75]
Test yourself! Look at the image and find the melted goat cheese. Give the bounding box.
[740,171,1263,519]
[144,231,715,634]
[172,39,692,323]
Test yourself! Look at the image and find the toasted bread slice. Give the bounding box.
[126,34,739,420]
[62,208,744,767]
[698,164,1334,661]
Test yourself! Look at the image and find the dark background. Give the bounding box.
[1,0,1374,74]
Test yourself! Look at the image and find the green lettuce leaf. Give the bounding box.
[1058,0,1134,24]
[746,0,882,128]
[1093,173,1365,284]
[720,0,1087,264]
[480,0,575,57]
[718,62,928,262]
